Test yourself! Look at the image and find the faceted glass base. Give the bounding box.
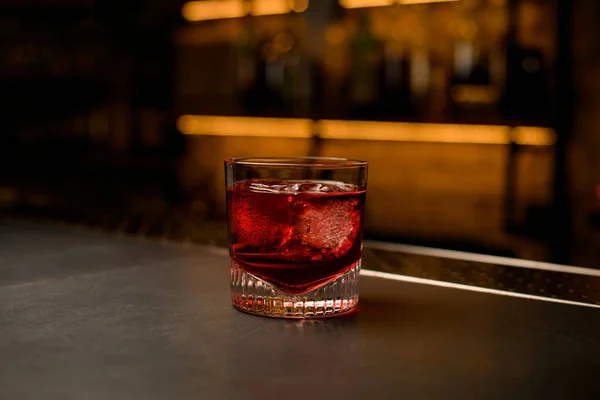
[230,260,360,318]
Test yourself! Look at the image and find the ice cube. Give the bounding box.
[245,179,295,194]
[230,179,360,255]
[245,179,357,195]
[294,181,357,194]
[292,197,360,257]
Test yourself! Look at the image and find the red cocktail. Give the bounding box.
[225,158,368,318]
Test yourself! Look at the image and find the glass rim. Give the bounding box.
[225,157,367,168]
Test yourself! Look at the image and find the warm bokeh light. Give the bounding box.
[325,24,347,46]
[340,0,457,8]
[318,120,555,146]
[398,0,458,4]
[451,85,501,104]
[251,0,290,16]
[182,0,308,21]
[289,0,309,12]
[177,115,314,138]
[513,127,557,146]
[177,115,555,146]
[319,120,508,144]
[182,0,246,22]
[340,0,394,9]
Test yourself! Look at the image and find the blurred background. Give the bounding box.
[0,0,598,268]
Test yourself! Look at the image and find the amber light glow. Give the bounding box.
[340,0,457,8]
[182,0,246,21]
[289,0,309,12]
[317,120,556,146]
[398,0,458,4]
[177,115,314,138]
[319,120,509,144]
[252,0,289,16]
[177,115,556,146]
[182,0,309,21]
[451,85,500,104]
[512,127,556,146]
[340,0,394,8]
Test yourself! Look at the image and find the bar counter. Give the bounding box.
[1,218,599,399]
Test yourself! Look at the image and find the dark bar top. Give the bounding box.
[1,219,599,399]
